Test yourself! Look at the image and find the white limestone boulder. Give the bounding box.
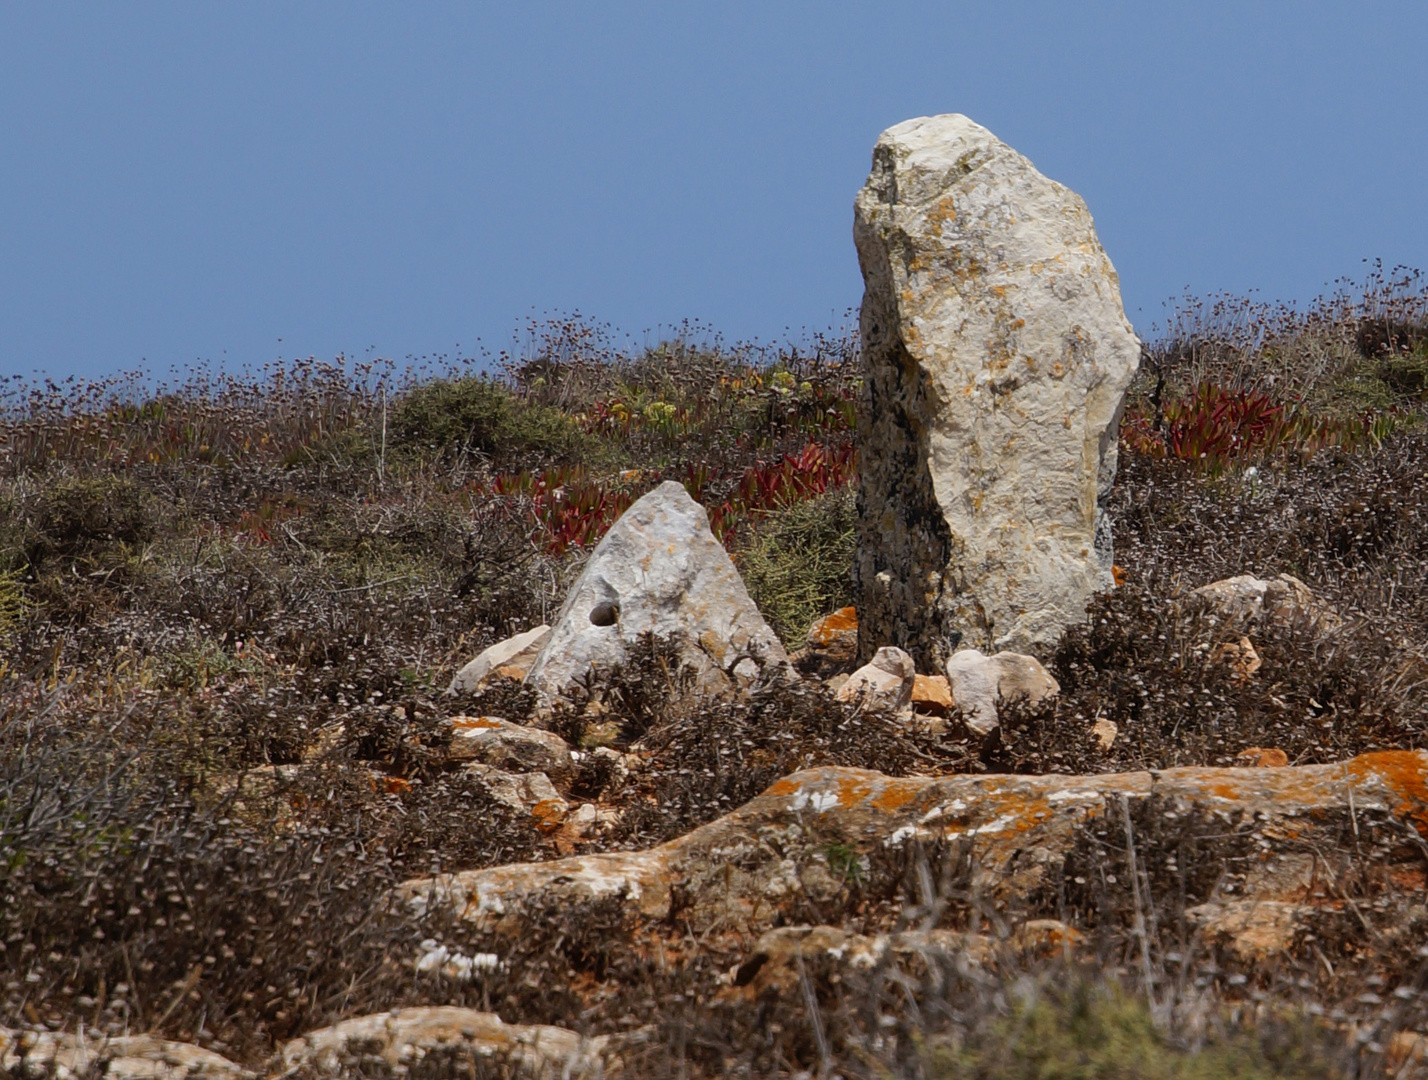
[945,647,1060,736]
[448,625,551,694]
[523,481,790,703]
[853,114,1140,664]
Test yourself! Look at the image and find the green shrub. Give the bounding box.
[390,376,591,463]
[932,980,1340,1080]
[736,487,855,648]
[35,474,156,561]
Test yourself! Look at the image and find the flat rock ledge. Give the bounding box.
[1,1027,252,1080]
[401,751,1428,937]
[2,1008,640,1080]
[282,1007,640,1079]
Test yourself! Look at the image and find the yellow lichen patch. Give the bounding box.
[531,799,568,833]
[451,716,502,730]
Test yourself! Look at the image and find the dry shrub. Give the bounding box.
[0,700,547,1065]
[573,637,970,849]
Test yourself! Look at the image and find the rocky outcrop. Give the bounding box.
[281,1007,635,1079]
[449,626,551,694]
[0,1027,250,1080]
[523,482,790,703]
[853,113,1140,664]
[1191,573,1337,631]
[835,645,916,710]
[401,751,1428,942]
[446,716,574,779]
[944,647,1060,735]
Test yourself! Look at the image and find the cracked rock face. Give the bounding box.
[523,481,790,703]
[853,113,1141,664]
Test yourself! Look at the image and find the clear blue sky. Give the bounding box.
[2,2,1425,381]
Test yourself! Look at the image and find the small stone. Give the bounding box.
[796,607,859,675]
[1211,636,1262,680]
[911,674,954,713]
[447,716,573,779]
[945,648,1059,736]
[1235,747,1289,768]
[1091,718,1118,751]
[464,764,569,822]
[1192,573,1337,631]
[836,646,915,710]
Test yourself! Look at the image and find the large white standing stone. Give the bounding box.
[853,114,1140,663]
[524,481,790,703]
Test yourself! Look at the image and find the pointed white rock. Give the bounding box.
[524,481,790,703]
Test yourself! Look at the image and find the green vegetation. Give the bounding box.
[390,374,596,465]
[933,981,1339,1080]
[736,486,856,646]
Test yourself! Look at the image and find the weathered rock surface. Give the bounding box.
[449,626,551,694]
[853,113,1141,664]
[796,606,860,675]
[523,482,790,703]
[911,673,954,713]
[446,716,574,779]
[282,1007,632,1079]
[835,645,915,710]
[0,1027,249,1080]
[944,647,1060,735]
[464,764,569,824]
[401,751,1428,942]
[733,920,1083,992]
[1211,634,1263,680]
[1192,573,1337,631]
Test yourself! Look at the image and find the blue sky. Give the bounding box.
[2,2,1425,381]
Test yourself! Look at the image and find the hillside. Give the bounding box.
[3,268,1428,1078]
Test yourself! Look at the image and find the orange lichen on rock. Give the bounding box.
[869,777,929,814]
[807,607,857,646]
[1346,750,1428,833]
[1235,747,1289,767]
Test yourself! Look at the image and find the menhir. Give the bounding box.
[853,113,1140,665]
